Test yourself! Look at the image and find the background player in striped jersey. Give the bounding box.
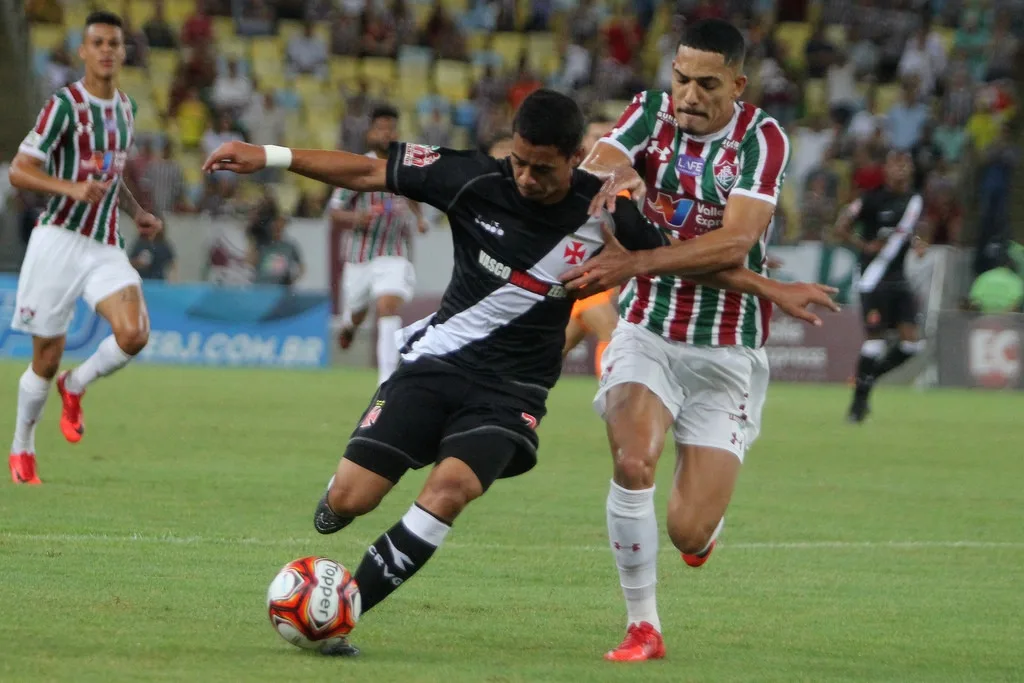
[327,105,427,386]
[563,20,834,660]
[7,11,159,485]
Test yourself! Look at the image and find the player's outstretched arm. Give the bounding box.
[687,268,840,327]
[203,142,388,193]
[9,154,110,204]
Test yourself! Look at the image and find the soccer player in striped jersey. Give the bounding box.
[327,105,427,386]
[562,20,831,660]
[7,11,159,485]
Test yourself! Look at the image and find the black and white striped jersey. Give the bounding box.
[384,142,669,390]
[848,187,923,293]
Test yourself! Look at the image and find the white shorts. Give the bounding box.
[11,225,142,338]
[593,321,770,461]
[342,256,415,314]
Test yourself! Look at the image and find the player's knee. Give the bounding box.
[417,463,483,522]
[666,513,718,555]
[113,322,149,356]
[326,479,383,518]
[612,449,657,489]
[32,344,62,379]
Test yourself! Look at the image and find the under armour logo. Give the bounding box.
[612,541,641,552]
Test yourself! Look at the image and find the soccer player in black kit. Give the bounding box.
[836,150,926,423]
[203,90,837,655]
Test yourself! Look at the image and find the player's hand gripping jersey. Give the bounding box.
[605,90,790,347]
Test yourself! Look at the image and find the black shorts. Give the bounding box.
[860,283,918,333]
[343,358,547,491]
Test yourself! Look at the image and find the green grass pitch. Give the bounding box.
[1,362,1022,682]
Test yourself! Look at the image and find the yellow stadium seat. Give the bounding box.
[212,17,235,41]
[149,48,179,76]
[600,100,630,121]
[526,33,558,77]
[258,70,287,92]
[295,75,324,102]
[271,183,301,215]
[804,78,827,117]
[491,32,526,70]
[166,0,193,25]
[434,59,470,102]
[30,23,65,50]
[65,3,91,30]
[330,56,360,86]
[826,24,847,48]
[129,0,156,26]
[279,19,304,44]
[776,21,810,72]
[441,0,469,13]
[875,83,901,113]
[152,87,170,114]
[218,36,250,61]
[465,30,488,54]
[251,37,282,63]
[361,57,397,88]
[411,3,433,31]
[396,75,431,107]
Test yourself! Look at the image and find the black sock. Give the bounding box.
[873,344,917,378]
[855,353,878,389]
[353,503,450,615]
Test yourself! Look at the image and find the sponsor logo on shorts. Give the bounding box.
[402,144,440,168]
[360,400,385,428]
[18,307,35,325]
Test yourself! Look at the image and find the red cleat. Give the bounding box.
[682,539,715,567]
[56,371,85,444]
[9,452,42,484]
[604,622,665,662]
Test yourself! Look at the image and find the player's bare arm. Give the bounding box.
[688,268,839,326]
[408,200,429,233]
[562,193,775,291]
[118,182,163,235]
[580,141,647,215]
[203,141,388,193]
[9,153,110,204]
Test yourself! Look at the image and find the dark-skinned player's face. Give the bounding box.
[509,134,583,204]
[885,152,913,188]
[671,46,746,136]
[79,23,125,80]
[366,115,399,154]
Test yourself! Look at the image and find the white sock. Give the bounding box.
[12,366,51,454]
[697,517,725,556]
[401,503,451,548]
[607,480,661,632]
[66,335,132,394]
[376,315,402,386]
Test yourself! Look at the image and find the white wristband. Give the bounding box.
[264,145,293,169]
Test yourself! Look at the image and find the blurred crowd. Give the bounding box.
[15,0,1024,296]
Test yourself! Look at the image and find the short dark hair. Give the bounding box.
[678,19,746,69]
[370,104,399,123]
[512,89,584,158]
[85,10,123,30]
[485,131,513,155]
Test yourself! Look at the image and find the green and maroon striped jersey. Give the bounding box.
[19,81,136,249]
[606,90,791,348]
[326,151,413,264]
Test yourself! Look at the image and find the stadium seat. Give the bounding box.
[441,0,469,13]
[398,45,433,74]
[526,33,559,77]
[166,0,193,25]
[295,75,325,104]
[29,23,64,51]
[465,30,488,55]
[218,36,251,62]
[212,17,235,41]
[826,24,848,48]
[469,50,503,80]
[875,84,901,113]
[804,78,828,117]
[361,57,397,89]
[434,59,470,102]
[329,56,360,87]
[149,49,179,78]
[129,0,156,25]
[118,67,150,94]
[776,22,811,72]
[491,32,526,69]
[251,37,282,64]
[396,74,431,107]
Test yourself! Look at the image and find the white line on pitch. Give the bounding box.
[1,532,1022,552]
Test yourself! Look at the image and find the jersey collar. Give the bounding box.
[682,102,741,143]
